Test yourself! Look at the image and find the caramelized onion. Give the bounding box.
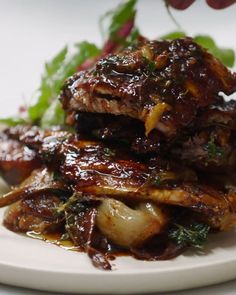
[96,199,169,248]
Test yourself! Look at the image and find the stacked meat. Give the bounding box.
[1,38,236,269]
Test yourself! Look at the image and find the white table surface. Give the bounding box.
[0,1,236,294]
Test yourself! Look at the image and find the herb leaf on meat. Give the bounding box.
[168,223,210,249]
[204,137,225,161]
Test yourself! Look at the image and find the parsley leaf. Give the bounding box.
[169,223,210,249]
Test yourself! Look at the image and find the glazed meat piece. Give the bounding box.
[6,126,236,231]
[75,112,165,154]
[4,193,63,233]
[0,167,69,208]
[196,100,236,130]
[40,136,236,231]
[171,101,236,171]
[60,38,236,142]
[4,125,69,151]
[2,126,236,269]
[173,125,236,171]
[0,132,41,186]
[75,100,236,172]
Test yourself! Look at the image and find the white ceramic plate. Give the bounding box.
[0,207,236,294]
[0,0,236,293]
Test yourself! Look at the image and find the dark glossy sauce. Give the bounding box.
[26,231,130,259]
[61,38,236,144]
[26,231,79,251]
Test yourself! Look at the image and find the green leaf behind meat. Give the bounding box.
[28,42,100,127]
[194,35,235,68]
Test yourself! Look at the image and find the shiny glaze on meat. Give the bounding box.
[0,132,41,185]
[75,112,165,154]
[60,38,236,139]
[1,38,236,271]
[73,100,236,172]
[42,137,236,230]
[2,126,236,270]
[4,193,62,233]
[172,101,236,171]
[4,126,236,231]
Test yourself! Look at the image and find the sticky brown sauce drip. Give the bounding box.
[25,229,186,268]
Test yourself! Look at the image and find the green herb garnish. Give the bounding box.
[169,223,210,249]
[53,170,62,181]
[150,175,162,186]
[103,147,116,157]
[57,194,85,215]
[147,60,156,73]
[141,55,157,74]
[152,177,161,186]
[204,137,225,160]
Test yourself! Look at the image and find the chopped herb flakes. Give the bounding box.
[103,147,116,157]
[204,138,225,160]
[169,223,210,249]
